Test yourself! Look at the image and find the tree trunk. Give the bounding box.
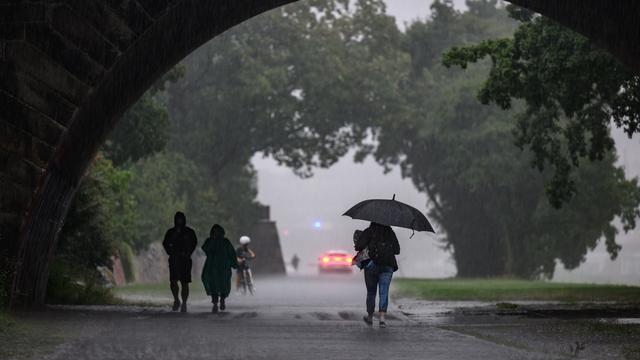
[502,222,514,277]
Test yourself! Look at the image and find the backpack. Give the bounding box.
[367,228,395,265]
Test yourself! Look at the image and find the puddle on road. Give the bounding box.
[234,311,258,319]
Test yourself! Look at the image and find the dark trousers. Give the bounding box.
[364,264,393,314]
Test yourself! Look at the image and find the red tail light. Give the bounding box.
[320,253,352,266]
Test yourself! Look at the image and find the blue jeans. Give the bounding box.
[364,263,393,314]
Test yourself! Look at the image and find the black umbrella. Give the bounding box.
[342,195,435,235]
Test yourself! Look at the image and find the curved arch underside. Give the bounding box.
[0,0,638,306]
[2,0,294,306]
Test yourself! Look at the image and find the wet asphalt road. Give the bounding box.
[41,276,561,360]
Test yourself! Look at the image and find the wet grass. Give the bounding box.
[394,278,640,302]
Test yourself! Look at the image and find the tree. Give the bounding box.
[103,67,183,166]
[51,155,137,301]
[166,0,408,178]
[442,5,640,207]
[365,0,640,278]
[128,151,235,249]
[56,156,136,271]
[162,0,409,244]
[103,93,170,166]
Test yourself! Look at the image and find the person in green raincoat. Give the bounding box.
[201,224,238,313]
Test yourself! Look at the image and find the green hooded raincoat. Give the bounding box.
[201,226,238,297]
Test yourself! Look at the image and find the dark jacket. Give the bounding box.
[162,212,198,259]
[355,224,400,271]
[162,227,198,259]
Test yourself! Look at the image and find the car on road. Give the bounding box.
[318,250,353,273]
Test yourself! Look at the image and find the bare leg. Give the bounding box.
[180,281,189,303]
[180,281,189,312]
[170,281,180,311]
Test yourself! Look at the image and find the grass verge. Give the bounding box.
[394,278,640,302]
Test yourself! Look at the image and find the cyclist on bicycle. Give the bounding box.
[236,236,256,293]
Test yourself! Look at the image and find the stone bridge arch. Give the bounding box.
[1,0,638,306]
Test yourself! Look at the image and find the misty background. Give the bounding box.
[252,0,640,283]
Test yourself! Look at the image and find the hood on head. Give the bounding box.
[210,224,225,238]
[174,211,186,227]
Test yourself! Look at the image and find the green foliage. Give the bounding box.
[102,65,183,166]
[51,63,185,303]
[56,158,118,273]
[103,92,170,166]
[49,0,640,296]
[442,5,640,207]
[46,261,116,305]
[366,0,640,278]
[51,156,135,303]
[128,151,235,246]
[167,0,407,177]
[155,0,410,247]
[404,0,515,72]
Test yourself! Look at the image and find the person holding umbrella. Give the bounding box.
[354,222,399,328]
[344,194,435,328]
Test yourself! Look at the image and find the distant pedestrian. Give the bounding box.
[162,211,198,313]
[291,254,300,272]
[354,222,400,328]
[201,224,238,313]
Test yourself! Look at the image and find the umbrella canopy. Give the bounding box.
[343,195,435,233]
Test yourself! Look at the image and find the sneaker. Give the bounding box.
[180,303,187,313]
[172,300,181,311]
[363,316,373,326]
[379,321,387,328]
[220,299,226,311]
[212,304,218,313]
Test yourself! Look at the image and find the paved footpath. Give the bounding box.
[31,275,567,360]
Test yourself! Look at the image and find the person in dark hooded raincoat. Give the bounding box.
[201,224,238,313]
[162,211,197,313]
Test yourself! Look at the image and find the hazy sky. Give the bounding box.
[252,0,640,283]
[385,0,468,28]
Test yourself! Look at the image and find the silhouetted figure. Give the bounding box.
[201,224,238,313]
[354,222,400,328]
[162,211,198,313]
[291,254,300,272]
